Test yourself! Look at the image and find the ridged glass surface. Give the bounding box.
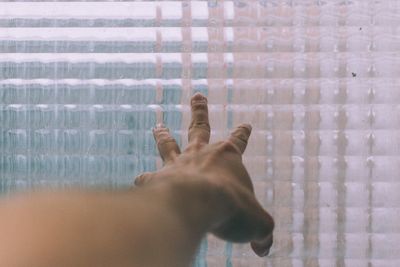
[1,1,400,266]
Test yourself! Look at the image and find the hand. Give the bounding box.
[134,93,274,257]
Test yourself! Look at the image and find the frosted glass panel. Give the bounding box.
[1,1,400,266]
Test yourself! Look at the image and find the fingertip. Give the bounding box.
[251,233,273,257]
[228,124,253,154]
[191,92,207,103]
[134,174,145,186]
[238,123,252,135]
[156,123,166,129]
[134,172,154,186]
[251,241,270,257]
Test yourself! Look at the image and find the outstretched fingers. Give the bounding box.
[188,93,211,146]
[153,124,181,165]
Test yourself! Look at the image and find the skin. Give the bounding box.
[0,93,274,267]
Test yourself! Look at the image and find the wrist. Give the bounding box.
[147,175,236,234]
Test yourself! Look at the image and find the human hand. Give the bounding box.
[134,93,274,257]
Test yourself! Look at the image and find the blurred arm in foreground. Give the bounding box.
[0,93,274,267]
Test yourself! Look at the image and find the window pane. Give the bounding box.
[1,1,400,266]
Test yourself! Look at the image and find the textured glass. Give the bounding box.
[1,1,400,266]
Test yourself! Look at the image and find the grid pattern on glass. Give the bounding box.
[1,1,400,266]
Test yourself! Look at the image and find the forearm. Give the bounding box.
[0,177,231,267]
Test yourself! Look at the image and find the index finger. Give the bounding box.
[228,124,252,154]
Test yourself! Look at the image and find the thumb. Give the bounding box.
[211,189,274,245]
[251,233,273,257]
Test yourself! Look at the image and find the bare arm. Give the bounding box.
[0,93,274,267]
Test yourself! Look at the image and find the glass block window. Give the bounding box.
[1,1,400,266]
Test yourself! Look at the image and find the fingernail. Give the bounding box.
[156,123,165,128]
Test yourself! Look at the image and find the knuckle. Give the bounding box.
[262,214,275,237]
[232,132,248,144]
[232,127,250,140]
[191,102,208,113]
[153,127,169,135]
[238,123,252,132]
[157,136,176,146]
[269,216,275,232]
[190,121,211,132]
[213,140,225,147]
[186,141,204,151]
[219,140,240,154]
[191,93,208,103]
